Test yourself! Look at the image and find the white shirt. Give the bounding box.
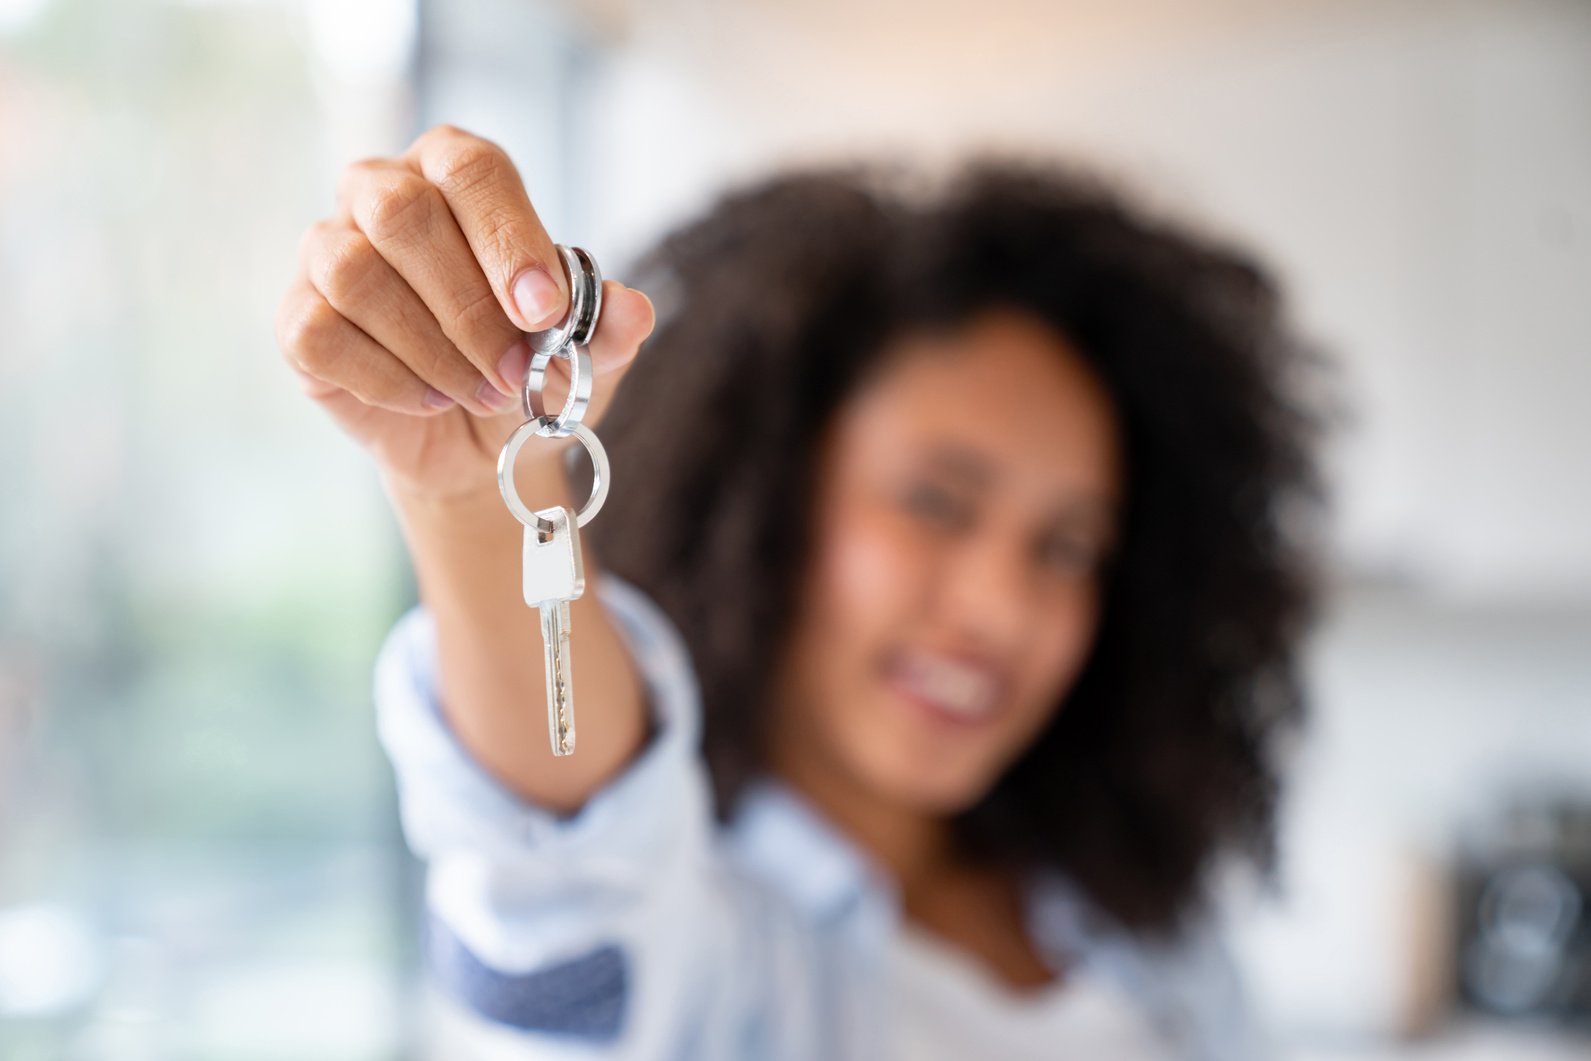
[889,921,1171,1059]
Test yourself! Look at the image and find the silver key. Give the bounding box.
[522,505,586,756]
[497,243,608,758]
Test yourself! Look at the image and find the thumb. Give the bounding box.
[582,282,656,429]
[587,281,657,387]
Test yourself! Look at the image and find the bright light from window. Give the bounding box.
[306,0,417,81]
[0,903,101,1016]
[0,0,49,36]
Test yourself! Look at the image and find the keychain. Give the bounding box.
[495,245,610,757]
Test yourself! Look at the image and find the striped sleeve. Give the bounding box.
[372,574,718,1051]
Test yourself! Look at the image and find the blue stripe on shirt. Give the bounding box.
[426,914,630,1040]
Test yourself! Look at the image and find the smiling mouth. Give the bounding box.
[883,649,1008,726]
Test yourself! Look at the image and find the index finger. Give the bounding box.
[404,125,570,333]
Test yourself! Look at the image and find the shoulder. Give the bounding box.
[1144,908,1273,1061]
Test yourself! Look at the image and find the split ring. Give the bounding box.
[527,244,604,355]
[522,342,593,435]
[496,417,611,531]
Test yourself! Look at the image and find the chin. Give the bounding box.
[842,686,1030,816]
[864,748,1002,816]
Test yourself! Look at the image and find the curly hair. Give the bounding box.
[588,158,1326,936]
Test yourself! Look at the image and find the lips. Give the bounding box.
[883,648,1009,726]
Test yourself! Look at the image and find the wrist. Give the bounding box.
[383,471,505,526]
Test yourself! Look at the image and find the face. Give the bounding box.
[772,309,1123,815]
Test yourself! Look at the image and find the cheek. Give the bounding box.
[790,501,929,737]
[805,503,934,680]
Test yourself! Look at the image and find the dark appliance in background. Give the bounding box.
[1456,793,1591,1028]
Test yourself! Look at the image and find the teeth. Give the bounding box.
[897,653,998,719]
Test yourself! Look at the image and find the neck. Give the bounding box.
[768,733,954,896]
[766,706,1061,990]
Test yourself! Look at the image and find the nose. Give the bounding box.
[934,528,1036,654]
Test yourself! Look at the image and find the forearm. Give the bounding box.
[384,461,648,815]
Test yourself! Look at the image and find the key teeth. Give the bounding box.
[552,694,575,755]
[552,672,574,757]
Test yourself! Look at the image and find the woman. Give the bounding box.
[278,124,1322,1058]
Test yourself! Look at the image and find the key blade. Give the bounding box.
[540,599,575,756]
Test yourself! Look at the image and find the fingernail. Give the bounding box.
[513,267,563,329]
[636,289,657,337]
[422,387,455,411]
[497,340,531,392]
[475,377,513,411]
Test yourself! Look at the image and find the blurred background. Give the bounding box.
[1,0,1588,1057]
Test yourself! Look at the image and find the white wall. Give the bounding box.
[568,0,1591,604]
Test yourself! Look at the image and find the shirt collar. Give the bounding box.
[724,778,895,925]
[723,780,1133,977]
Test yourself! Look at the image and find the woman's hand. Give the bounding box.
[276,125,656,805]
[276,124,655,502]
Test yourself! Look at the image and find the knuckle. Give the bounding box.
[450,283,509,341]
[282,296,345,372]
[411,336,458,382]
[417,123,502,161]
[339,155,385,184]
[431,139,510,200]
[335,156,388,206]
[476,208,518,248]
[416,122,472,147]
[355,367,408,409]
[312,229,381,305]
[475,210,528,277]
[361,171,437,243]
[295,219,327,267]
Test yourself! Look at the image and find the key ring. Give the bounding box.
[497,416,610,531]
[522,245,603,435]
[524,343,593,436]
[527,245,603,355]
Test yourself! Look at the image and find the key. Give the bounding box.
[522,504,586,756]
[496,243,608,758]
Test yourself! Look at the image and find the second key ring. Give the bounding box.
[496,416,611,531]
[523,343,593,437]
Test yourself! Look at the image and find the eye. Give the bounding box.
[902,481,974,532]
[1038,533,1103,574]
